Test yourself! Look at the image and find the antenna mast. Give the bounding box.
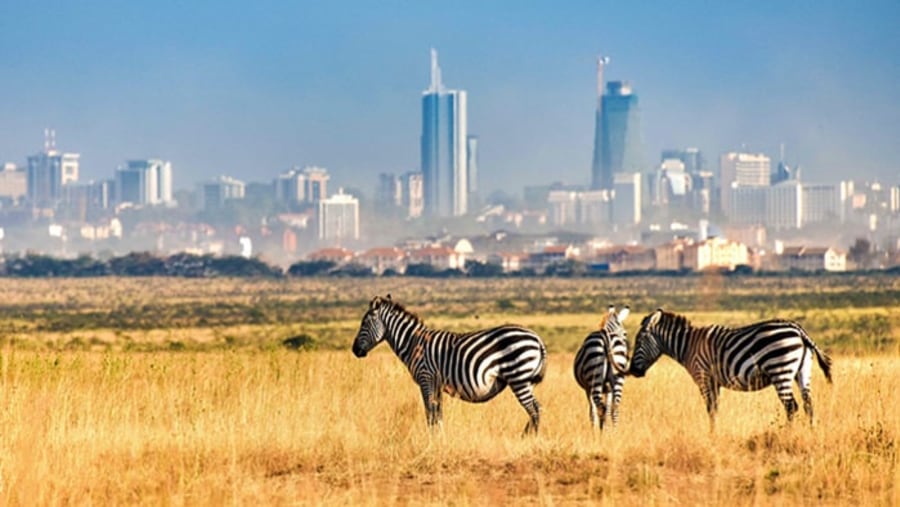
[596,55,610,101]
[430,48,443,93]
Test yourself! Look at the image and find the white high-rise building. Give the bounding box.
[720,152,771,216]
[115,159,174,207]
[318,189,360,241]
[612,172,642,225]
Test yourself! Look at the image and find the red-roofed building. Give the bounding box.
[307,247,355,264]
[407,246,465,270]
[528,244,578,273]
[358,247,407,274]
[594,245,656,273]
[486,252,528,273]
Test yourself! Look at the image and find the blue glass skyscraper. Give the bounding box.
[421,49,468,217]
[591,80,644,190]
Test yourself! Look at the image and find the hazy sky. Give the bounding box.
[1,1,898,195]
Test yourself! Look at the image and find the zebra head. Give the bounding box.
[604,304,630,330]
[628,309,664,377]
[352,295,391,358]
[604,305,630,375]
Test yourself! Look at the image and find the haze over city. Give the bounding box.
[2,1,898,195]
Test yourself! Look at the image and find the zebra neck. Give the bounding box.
[659,320,699,364]
[384,317,428,364]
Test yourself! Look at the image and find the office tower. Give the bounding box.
[0,163,26,203]
[421,48,468,217]
[766,180,803,230]
[801,183,839,226]
[547,191,578,226]
[198,175,246,211]
[466,135,479,208]
[654,158,691,207]
[26,129,80,210]
[303,166,329,202]
[612,172,642,225]
[376,173,404,210]
[661,147,704,173]
[719,152,771,216]
[591,65,645,191]
[274,166,329,206]
[318,189,360,241]
[404,171,424,218]
[115,159,174,207]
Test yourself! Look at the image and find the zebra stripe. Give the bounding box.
[573,305,630,429]
[352,295,548,434]
[628,309,833,427]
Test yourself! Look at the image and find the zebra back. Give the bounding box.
[574,305,629,389]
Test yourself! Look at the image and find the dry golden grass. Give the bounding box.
[0,347,896,506]
[0,276,897,504]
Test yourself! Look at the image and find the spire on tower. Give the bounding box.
[43,128,56,152]
[596,55,611,100]
[429,48,443,93]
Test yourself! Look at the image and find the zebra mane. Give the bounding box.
[382,299,425,326]
[597,312,610,330]
[658,310,693,331]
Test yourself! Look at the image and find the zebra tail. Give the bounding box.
[534,342,548,384]
[800,329,833,384]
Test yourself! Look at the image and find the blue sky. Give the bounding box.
[1,1,898,195]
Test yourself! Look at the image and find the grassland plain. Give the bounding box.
[0,276,897,505]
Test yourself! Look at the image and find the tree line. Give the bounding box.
[1,252,898,279]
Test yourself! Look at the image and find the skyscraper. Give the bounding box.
[466,135,479,209]
[719,152,771,216]
[26,130,80,211]
[318,189,360,242]
[591,70,644,191]
[115,159,173,207]
[421,49,468,217]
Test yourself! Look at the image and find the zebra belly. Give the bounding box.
[442,365,508,403]
[724,364,773,391]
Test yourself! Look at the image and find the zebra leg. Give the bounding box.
[610,377,624,428]
[773,378,799,423]
[418,379,442,429]
[594,385,609,430]
[699,377,720,432]
[587,390,600,429]
[511,382,541,435]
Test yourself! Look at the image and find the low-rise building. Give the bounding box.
[683,237,750,271]
[358,247,407,274]
[778,246,847,272]
[593,245,656,273]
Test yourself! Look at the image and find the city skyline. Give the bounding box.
[1,2,898,195]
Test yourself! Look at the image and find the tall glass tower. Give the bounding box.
[591,80,644,190]
[421,49,468,217]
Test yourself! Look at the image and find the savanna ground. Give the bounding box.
[0,275,897,505]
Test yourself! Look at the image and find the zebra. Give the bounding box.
[573,305,630,430]
[628,309,832,428]
[351,294,548,434]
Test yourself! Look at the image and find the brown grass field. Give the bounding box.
[0,276,897,505]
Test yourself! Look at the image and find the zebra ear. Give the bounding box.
[370,296,383,310]
[386,293,392,301]
[648,309,662,327]
[618,306,630,323]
